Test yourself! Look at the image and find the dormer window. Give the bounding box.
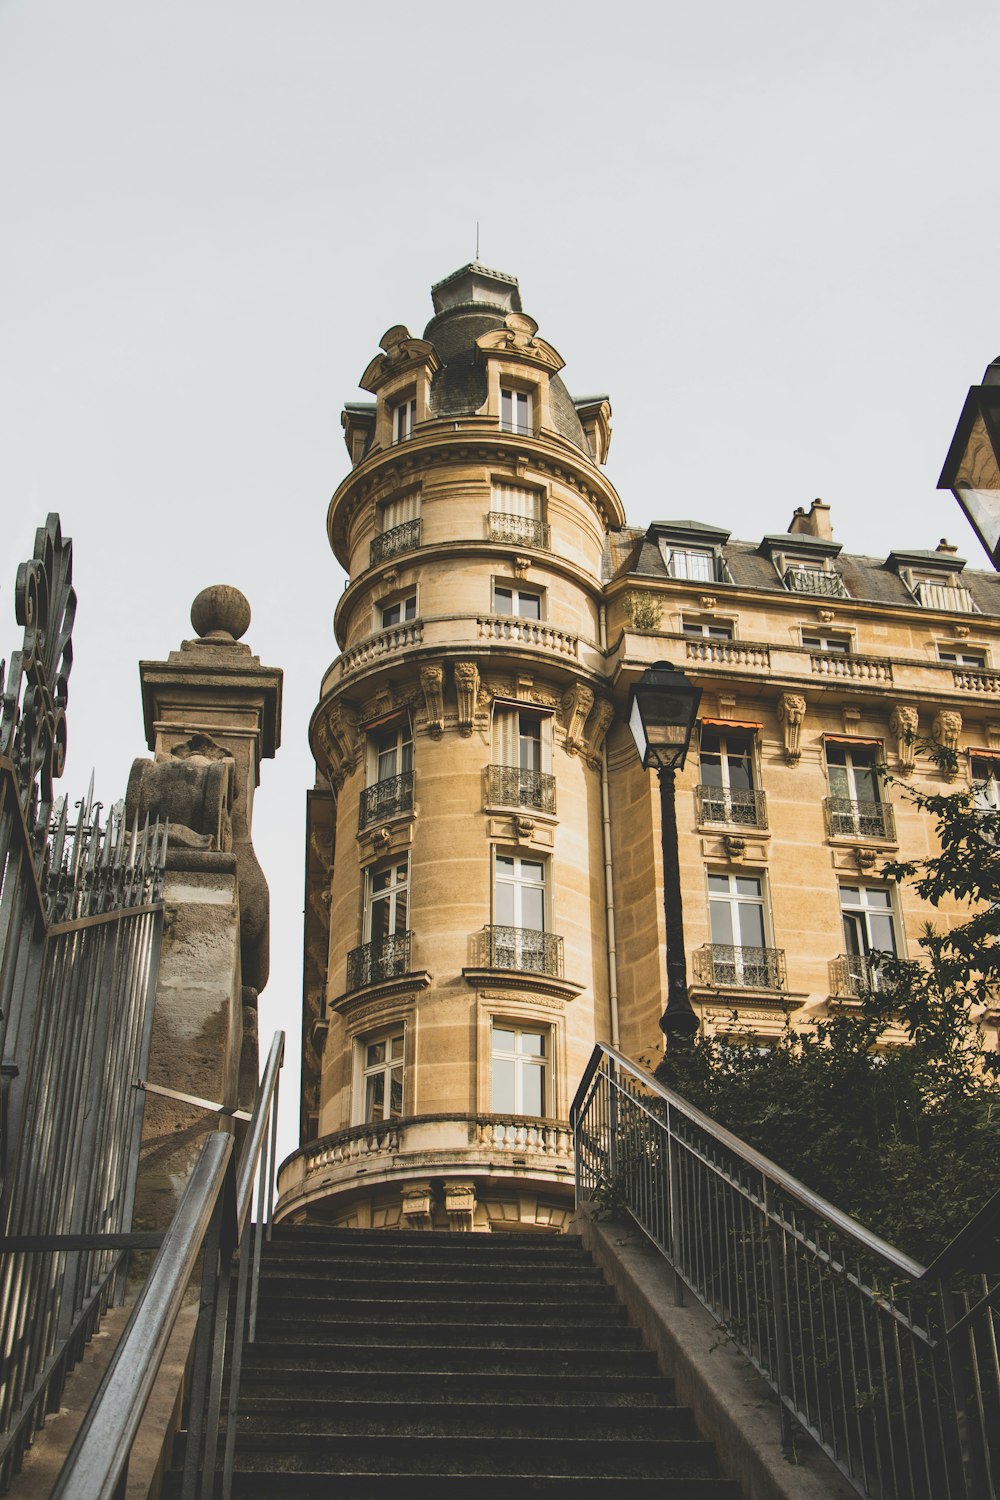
[392,397,416,444]
[500,388,533,436]
[886,549,978,614]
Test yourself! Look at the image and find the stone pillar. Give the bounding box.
[129,585,282,1230]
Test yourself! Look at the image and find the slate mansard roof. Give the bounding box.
[609,521,1000,615]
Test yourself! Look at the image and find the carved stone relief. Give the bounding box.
[777,693,806,765]
[889,705,918,773]
[420,663,445,737]
[454,661,480,736]
[562,683,594,755]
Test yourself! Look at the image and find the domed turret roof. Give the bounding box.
[422,263,589,454]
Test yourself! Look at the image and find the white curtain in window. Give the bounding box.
[382,492,421,531]
[492,485,541,520]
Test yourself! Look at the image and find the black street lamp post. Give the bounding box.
[626,661,702,1046]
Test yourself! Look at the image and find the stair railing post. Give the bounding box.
[667,1101,685,1307]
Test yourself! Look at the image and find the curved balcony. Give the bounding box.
[477,925,563,978]
[370,517,421,566]
[477,615,579,659]
[346,932,411,992]
[485,765,556,815]
[359,771,414,829]
[275,1111,575,1223]
[487,512,550,550]
[696,785,767,830]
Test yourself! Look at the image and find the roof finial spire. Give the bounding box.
[475,220,480,261]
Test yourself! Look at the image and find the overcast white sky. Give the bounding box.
[2,0,998,1164]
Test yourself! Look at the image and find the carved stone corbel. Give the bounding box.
[562,683,595,755]
[932,709,962,777]
[855,847,878,872]
[315,701,360,788]
[444,1182,476,1232]
[889,705,918,774]
[513,556,531,580]
[420,663,444,737]
[777,693,806,765]
[400,1182,433,1228]
[723,834,746,860]
[584,698,615,764]
[514,815,536,842]
[454,661,480,736]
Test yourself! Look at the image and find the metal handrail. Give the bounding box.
[52,1031,285,1500]
[571,1042,999,1500]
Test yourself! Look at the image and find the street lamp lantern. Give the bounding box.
[939,360,1000,569]
[626,661,702,1045]
[626,661,702,773]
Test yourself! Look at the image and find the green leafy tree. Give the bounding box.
[656,746,1000,1262]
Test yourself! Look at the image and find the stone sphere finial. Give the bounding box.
[190,585,251,642]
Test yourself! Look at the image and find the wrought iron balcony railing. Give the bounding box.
[359,771,414,829]
[784,567,849,598]
[694,943,786,990]
[696,785,768,829]
[480,925,563,978]
[370,517,421,566]
[825,796,895,841]
[830,952,896,998]
[485,765,556,815]
[346,932,412,992]
[486,512,551,550]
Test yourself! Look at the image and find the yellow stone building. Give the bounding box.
[275,263,1000,1233]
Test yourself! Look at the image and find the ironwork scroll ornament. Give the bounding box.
[0,514,166,913]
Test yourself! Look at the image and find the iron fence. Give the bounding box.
[480,924,563,977]
[694,942,786,990]
[572,1043,1000,1500]
[485,764,556,814]
[830,952,897,998]
[370,518,421,565]
[359,770,413,828]
[826,797,896,841]
[0,517,167,1489]
[346,932,411,990]
[695,784,768,829]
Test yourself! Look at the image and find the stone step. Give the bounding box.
[268,1227,587,1254]
[242,1340,661,1378]
[231,1366,676,1407]
[233,1396,696,1440]
[249,1317,644,1349]
[256,1267,608,1297]
[163,1469,741,1498]
[175,1429,722,1477]
[256,1254,605,1284]
[252,1294,628,1326]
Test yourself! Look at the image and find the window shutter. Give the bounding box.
[492,485,540,521]
[383,492,420,530]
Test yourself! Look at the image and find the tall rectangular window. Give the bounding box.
[366,858,409,946]
[494,709,542,772]
[840,886,898,991]
[708,873,766,950]
[392,398,416,443]
[825,742,891,838]
[500,388,532,435]
[699,728,759,825]
[360,717,413,828]
[972,756,1000,813]
[494,854,545,931]
[491,1025,547,1115]
[359,1031,404,1123]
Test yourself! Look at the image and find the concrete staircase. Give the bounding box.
[166,1225,741,1497]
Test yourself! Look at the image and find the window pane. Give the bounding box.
[521,1062,545,1116]
[389,1068,403,1117]
[494,587,513,612]
[521,886,544,930]
[495,883,515,926]
[737,903,765,947]
[865,888,891,908]
[393,890,408,937]
[707,874,730,894]
[365,1072,385,1121]
[735,876,762,898]
[493,1027,516,1053]
[492,1057,516,1113]
[518,593,541,620]
[389,1035,404,1060]
[709,901,735,945]
[868,914,896,953]
[520,1032,544,1056]
[366,1041,386,1068]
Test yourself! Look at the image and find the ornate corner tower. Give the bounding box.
[277,264,624,1232]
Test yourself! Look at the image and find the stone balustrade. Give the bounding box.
[685,638,771,669]
[809,652,894,682]
[340,621,423,677]
[477,615,579,658]
[475,1116,573,1158]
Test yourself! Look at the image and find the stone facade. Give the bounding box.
[277,265,1000,1234]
